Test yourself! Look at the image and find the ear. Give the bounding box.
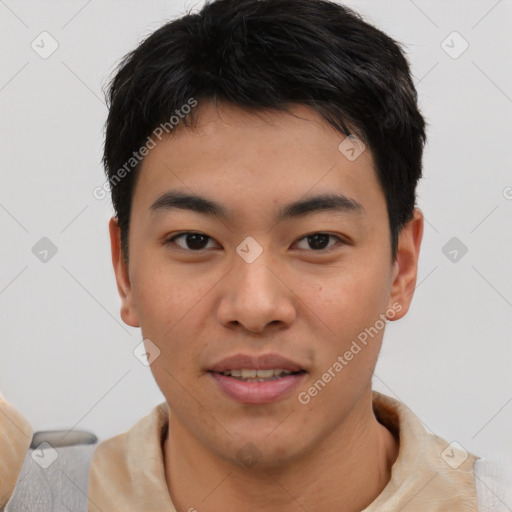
[109,217,140,328]
[387,208,424,320]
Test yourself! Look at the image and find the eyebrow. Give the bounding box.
[149,190,364,222]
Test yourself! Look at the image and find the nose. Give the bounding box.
[216,250,296,334]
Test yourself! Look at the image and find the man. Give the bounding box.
[2,0,508,510]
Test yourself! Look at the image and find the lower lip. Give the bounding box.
[209,372,305,404]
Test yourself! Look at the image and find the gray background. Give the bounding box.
[1,0,511,466]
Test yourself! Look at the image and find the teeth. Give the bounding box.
[241,369,257,379]
[221,369,294,381]
[254,369,274,379]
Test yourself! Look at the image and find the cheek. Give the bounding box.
[130,270,206,379]
[131,257,208,331]
[305,263,390,344]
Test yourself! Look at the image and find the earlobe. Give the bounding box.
[387,208,424,321]
[109,217,140,328]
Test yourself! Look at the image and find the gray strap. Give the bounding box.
[5,443,97,512]
[474,457,512,512]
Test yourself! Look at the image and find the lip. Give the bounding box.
[208,353,304,373]
[209,372,306,405]
[208,353,306,405]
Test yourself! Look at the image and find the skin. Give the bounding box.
[110,101,423,512]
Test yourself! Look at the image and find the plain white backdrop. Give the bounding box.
[0,0,511,466]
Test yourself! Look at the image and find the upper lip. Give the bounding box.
[209,353,304,373]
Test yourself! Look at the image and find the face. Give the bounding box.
[110,102,422,469]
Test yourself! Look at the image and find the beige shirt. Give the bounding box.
[88,391,479,511]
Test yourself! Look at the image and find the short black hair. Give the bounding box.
[103,0,426,263]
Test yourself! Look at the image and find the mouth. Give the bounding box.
[209,352,305,374]
[215,368,304,382]
[208,353,307,404]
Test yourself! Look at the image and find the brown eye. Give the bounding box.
[168,232,217,251]
[294,233,341,251]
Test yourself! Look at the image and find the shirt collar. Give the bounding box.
[88,392,478,511]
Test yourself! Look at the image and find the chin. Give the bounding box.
[210,432,309,472]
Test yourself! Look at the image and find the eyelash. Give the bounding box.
[165,231,345,253]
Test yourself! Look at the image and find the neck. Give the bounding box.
[163,392,398,512]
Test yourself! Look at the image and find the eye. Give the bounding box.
[166,232,219,251]
[293,233,343,252]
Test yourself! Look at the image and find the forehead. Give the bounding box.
[132,102,384,223]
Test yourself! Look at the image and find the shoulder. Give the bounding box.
[90,400,168,475]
